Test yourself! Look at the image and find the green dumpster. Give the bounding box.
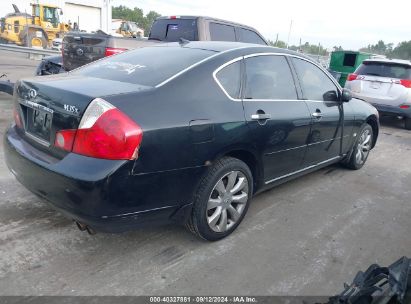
[328,51,372,87]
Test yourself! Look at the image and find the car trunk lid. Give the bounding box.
[14,74,150,158]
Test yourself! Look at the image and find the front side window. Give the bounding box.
[293,58,338,101]
[209,23,236,42]
[244,55,297,100]
[215,61,241,99]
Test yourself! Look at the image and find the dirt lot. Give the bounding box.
[0,50,410,296]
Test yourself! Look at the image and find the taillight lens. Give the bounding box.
[104,47,127,57]
[399,105,410,109]
[347,73,358,81]
[400,79,411,88]
[54,98,143,160]
[54,129,76,152]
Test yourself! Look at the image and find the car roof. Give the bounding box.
[363,58,411,66]
[155,41,309,59]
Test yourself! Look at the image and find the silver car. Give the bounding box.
[345,58,411,130]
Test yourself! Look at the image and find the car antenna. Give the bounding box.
[179,38,190,46]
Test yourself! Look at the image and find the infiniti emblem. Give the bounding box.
[28,89,37,99]
[76,48,84,56]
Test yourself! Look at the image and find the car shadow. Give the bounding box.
[379,115,406,130]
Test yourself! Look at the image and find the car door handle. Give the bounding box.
[312,112,322,118]
[251,113,271,120]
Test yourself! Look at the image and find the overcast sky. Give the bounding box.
[112,0,410,50]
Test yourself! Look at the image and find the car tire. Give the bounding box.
[344,123,373,170]
[25,31,47,49]
[186,157,253,241]
[405,117,411,130]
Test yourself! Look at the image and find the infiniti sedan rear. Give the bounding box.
[4,42,379,240]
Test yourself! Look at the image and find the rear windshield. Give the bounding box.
[356,62,411,79]
[73,46,214,86]
[149,19,198,41]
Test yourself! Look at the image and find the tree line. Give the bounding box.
[112,5,160,34]
[359,40,411,60]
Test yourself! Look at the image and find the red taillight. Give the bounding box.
[347,73,358,82]
[55,98,143,160]
[54,129,76,152]
[400,79,411,88]
[169,16,178,19]
[13,107,22,129]
[104,47,127,57]
[400,105,410,109]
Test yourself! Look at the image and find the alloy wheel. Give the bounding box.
[206,171,249,232]
[355,129,372,165]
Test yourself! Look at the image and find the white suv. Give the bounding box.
[345,58,411,130]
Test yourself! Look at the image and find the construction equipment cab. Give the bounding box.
[0,3,70,48]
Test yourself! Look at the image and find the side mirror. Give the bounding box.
[323,90,339,102]
[341,89,352,102]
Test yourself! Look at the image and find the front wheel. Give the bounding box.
[344,124,373,170]
[186,157,253,241]
[25,31,47,49]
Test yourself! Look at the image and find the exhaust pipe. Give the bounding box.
[75,221,96,235]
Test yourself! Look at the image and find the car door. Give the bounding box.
[241,54,312,182]
[291,57,344,166]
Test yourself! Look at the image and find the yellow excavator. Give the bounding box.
[0,3,70,48]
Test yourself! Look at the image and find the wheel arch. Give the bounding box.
[366,114,379,149]
[219,148,263,193]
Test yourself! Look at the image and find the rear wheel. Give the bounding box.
[405,117,411,130]
[25,31,47,49]
[344,124,373,170]
[186,157,253,241]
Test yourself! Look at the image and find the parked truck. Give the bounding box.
[35,15,267,75]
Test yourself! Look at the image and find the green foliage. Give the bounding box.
[268,39,287,48]
[112,5,160,35]
[268,39,328,55]
[359,40,411,60]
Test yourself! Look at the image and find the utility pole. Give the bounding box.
[286,20,292,49]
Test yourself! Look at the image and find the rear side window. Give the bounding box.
[215,61,241,99]
[74,46,214,87]
[210,23,236,42]
[238,28,266,45]
[356,62,411,79]
[149,19,197,41]
[244,55,297,100]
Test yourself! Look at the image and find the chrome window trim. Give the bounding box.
[155,45,265,88]
[212,51,341,102]
[264,155,341,185]
[212,56,243,101]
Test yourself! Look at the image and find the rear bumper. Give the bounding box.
[4,125,200,233]
[368,102,411,118]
